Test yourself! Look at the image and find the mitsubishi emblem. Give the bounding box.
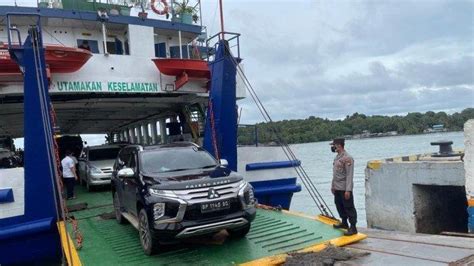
[208,188,220,199]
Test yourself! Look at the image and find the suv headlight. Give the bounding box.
[153,203,165,220]
[244,187,255,205]
[149,188,177,198]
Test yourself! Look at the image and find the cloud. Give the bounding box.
[201,0,474,123]
[398,56,474,87]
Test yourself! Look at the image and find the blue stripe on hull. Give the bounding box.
[246,160,301,171]
[250,177,302,210]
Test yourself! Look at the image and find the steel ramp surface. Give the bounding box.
[64,186,366,265]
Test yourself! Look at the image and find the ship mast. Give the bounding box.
[219,0,224,38]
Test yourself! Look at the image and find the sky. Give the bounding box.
[5,0,474,147]
[200,0,474,123]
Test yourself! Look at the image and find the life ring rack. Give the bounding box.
[151,0,169,15]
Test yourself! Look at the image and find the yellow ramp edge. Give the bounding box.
[468,198,474,207]
[241,212,367,266]
[57,221,82,266]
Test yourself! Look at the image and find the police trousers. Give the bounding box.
[334,190,357,225]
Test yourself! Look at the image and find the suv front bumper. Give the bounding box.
[151,207,256,240]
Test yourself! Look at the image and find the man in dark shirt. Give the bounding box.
[330,138,358,236]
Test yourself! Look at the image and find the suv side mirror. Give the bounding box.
[118,168,135,178]
[219,159,228,167]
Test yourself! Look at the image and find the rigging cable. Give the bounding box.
[223,44,335,218]
[30,26,75,264]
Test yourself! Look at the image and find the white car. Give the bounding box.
[78,144,122,191]
[0,148,18,168]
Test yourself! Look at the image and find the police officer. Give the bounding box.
[330,138,358,236]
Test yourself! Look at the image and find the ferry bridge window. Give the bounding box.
[106,38,124,55]
[170,45,189,59]
[77,39,99,54]
[155,42,166,58]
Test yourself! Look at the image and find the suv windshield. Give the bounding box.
[141,147,217,173]
[88,148,121,161]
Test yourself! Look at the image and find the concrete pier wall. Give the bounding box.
[465,119,474,233]
[365,156,465,233]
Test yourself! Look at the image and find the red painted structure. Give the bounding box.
[152,58,210,90]
[0,45,92,82]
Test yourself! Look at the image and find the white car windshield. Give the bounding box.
[88,148,121,161]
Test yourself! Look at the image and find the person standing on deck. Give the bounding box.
[330,138,358,236]
[78,40,91,51]
[62,150,78,200]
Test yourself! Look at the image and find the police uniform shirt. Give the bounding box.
[331,151,354,192]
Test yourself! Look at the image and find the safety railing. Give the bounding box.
[205,31,241,62]
[6,13,42,48]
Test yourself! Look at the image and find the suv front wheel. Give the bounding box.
[139,208,160,255]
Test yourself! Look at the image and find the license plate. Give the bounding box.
[201,200,231,213]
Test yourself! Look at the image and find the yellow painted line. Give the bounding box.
[367,160,382,170]
[57,221,82,266]
[408,155,418,161]
[244,209,367,266]
[280,209,339,226]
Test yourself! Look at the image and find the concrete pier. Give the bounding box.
[465,119,474,233]
[345,227,474,265]
[365,152,466,234]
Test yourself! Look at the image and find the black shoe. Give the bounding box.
[333,223,349,230]
[344,226,358,236]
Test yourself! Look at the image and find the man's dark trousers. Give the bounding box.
[334,190,357,225]
[63,177,75,199]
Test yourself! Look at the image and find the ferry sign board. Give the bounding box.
[51,81,160,93]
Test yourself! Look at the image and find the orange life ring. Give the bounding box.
[151,0,169,15]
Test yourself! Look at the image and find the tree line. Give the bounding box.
[237,108,474,145]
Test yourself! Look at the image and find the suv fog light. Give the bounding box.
[153,203,165,220]
[244,188,256,205]
[248,188,255,204]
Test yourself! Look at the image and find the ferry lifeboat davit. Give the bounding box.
[0,45,93,82]
[152,58,210,90]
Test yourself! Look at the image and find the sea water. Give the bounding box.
[271,132,464,226]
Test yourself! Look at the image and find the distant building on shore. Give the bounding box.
[346,131,398,140]
[424,124,447,133]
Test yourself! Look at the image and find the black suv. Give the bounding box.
[111,142,256,255]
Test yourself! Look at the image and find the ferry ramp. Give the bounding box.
[64,186,366,265]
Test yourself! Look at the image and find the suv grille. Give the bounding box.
[172,181,243,204]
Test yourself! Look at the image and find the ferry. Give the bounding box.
[0,0,365,265]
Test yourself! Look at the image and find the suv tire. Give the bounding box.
[139,208,159,255]
[228,224,251,239]
[113,192,126,224]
